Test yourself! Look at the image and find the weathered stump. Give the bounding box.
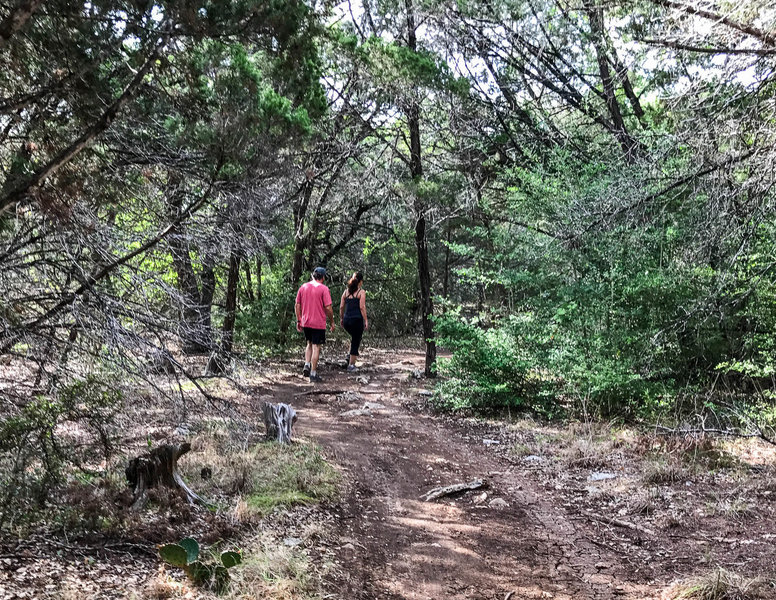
[205,351,229,375]
[262,402,297,443]
[125,443,209,511]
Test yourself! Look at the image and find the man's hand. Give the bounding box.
[329,322,336,332]
[296,320,302,332]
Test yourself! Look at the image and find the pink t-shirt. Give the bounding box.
[296,281,332,329]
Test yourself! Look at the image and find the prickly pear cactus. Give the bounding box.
[158,538,241,592]
[159,543,188,568]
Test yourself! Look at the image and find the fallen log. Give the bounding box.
[125,443,210,511]
[420,479,485,502]
[263,402,297,443]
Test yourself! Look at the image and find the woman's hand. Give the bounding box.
[364,320,369,330]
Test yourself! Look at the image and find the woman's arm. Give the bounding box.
[360,290,368,329]
[339,290,346,323]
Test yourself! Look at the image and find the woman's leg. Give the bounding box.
[344,319,364,364]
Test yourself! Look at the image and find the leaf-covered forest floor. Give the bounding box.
[2,345,776,599]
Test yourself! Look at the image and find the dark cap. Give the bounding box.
[313,266,327,279]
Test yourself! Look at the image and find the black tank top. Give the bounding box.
[344,295,362,319]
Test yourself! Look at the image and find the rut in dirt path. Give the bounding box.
[263,350,661,600]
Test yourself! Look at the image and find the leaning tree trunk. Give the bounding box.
[125,443,209,511]
[262,402,297,443]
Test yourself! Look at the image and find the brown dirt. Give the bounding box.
[261,348,776,600]
[2,346,776,599]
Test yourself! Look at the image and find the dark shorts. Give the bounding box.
[302,327,326,345]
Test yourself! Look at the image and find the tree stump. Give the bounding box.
[262,402,297,443]
[125,443,209,511]
[205,351,229,375]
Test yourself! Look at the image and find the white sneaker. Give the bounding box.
[347,365,357,373]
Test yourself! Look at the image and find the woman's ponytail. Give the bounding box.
[347,271,363,296]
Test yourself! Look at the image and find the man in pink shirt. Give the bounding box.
[295,266,335,382]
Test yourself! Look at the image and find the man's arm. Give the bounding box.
[325,304,335,332]
[295,302,303,331]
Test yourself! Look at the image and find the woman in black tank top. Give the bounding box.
[339,271,368,372]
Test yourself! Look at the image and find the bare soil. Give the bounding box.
[263,348,776,600]
[2,346,776,599]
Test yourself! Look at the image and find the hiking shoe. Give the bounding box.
[309,374,323,383]
[303,363,311,377]
[347,365,357,373]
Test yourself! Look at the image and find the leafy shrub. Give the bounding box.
[0,375,122,530]
[433,309,537,412]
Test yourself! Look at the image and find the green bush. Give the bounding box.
[159,537,242,592]
[433,310,538,412]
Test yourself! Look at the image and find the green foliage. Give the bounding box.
[434,141,776,419]
[433,309,535,412]
[159,537,242,593]
[0,376,122,530]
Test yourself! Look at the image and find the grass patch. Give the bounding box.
[225,532,330,600]
[562,438,613,469]
[643,460,687,485]
[243,442,339,516]
[182,428,339,519]
[671,568,774,599]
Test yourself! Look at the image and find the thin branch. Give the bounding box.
[648,0,776,47]
[650,424,776,446]
[638,37,776,56]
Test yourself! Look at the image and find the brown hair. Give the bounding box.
[347,271,363,296]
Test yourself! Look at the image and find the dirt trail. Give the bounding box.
[263,350,661,600]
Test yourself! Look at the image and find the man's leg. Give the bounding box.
[303,341,312,377]
[310,343,321,374]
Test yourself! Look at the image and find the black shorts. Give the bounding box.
[302,327,326,345]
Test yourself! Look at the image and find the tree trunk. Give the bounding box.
[221,252,241,354]
[256,257,262,304]
[443,226,451,299]
[585,1,638,160]
[196,255,216,351]
[167,185,213,354]
[243,261,254,302]
[406,0,436,377]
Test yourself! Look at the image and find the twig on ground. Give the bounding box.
[295,388,383,397]
[650,423,776,446]
[583,511,655,536]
